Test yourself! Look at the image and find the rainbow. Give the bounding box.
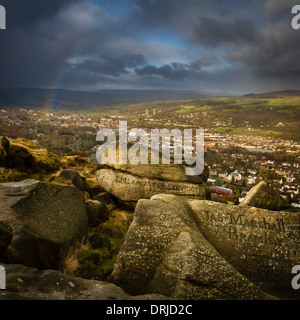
[41,46,85,113]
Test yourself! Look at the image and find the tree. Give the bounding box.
[235,188,241,200]
[242,179,246,187]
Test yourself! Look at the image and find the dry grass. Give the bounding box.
[60,207,133,280]
[61,243,89,276]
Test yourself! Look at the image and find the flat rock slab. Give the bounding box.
[111,194,300,300]
[106,163,209,184]
[97,169,209,202]
[100,141,209,184]
[0,264,171,300]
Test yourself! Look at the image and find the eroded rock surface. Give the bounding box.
[111,194,300,300]
[0,179,88,269]
[97,169,210,202]
[85,199,110,227]
[0,137,60,173]
[0,264,170,300]
[240,181,287,211]
[59,169,92,195]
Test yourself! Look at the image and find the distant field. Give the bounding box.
[113,91,300,141]
[1,88,300,141]
[214,127,282,137]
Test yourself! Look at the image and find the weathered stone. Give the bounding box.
[85,199,110,227]
[97,169,210,202]
[2,138,60,173]
[59,169,91,194]
[0,221,12,256]
[0,179,88,269]
[0,264,171,300]
[188,198,299,299]
[8,144,35,171]
[111,194,300,300]
[108,163,209,184]
[102,140,209,184]
[240,181,287,211]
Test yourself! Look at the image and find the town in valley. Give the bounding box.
[0,92,299,210]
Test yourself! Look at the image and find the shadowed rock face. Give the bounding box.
[97,169,210,202]
[85,199,110,227]
[111,194,300,300]
[240,181,287,211]
[0,137,60,173]
[0,264,171,300]
[0,179,88,270]
[59,169,91,194]
[0,222,12,256]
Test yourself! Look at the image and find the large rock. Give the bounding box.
[59,169,91,194]
[97,169,210,202]
[101,140,209,184]
[111,194,300,300]
[240,181,287,211]
[0,137,60,173]
[0,179,88,269]
[107,163,209,184]
[0,264,170,300]
[85,199,110,227]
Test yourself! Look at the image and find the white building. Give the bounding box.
[227,171,242,182]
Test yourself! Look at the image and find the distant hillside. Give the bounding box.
[0,87,208,111]
[243,90,300,98]
[1,87,299,112]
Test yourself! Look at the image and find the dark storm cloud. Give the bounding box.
[131,0,300,92]
[190,55,219,69]
[0,0,116,87]
[76,54,147,76]
[264,0,299,20]
[226,20,300,80]
[115,0,232,42]
[193,17,259,46]
[1,0,79,28]
[135,64,182,80]
[135,58,214,81]
[0,0,299,93]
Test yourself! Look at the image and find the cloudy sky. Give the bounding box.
[0,0,299,94]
